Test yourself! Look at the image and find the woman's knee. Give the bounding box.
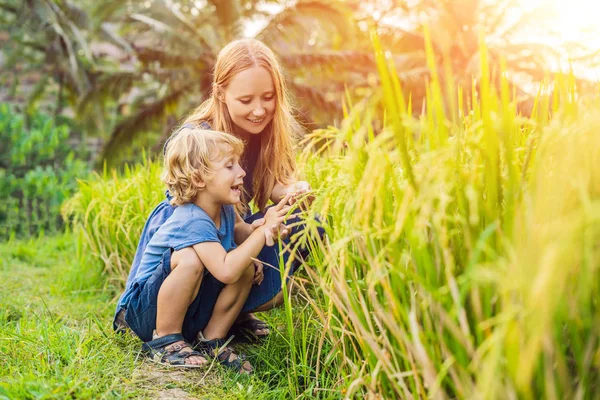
[171,248,204,278]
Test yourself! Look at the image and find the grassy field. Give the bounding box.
[0,235,342,399]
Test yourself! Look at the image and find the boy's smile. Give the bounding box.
[230,183,242,198]
[203,152,246,205]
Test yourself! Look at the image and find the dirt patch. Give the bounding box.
[132,361,222,399]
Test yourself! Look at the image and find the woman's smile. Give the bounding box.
[247,116,265,124]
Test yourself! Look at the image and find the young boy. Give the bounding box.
[117,128,291,373]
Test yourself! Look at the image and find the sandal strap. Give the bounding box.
[231,319,269,334]
[197,337,251,372]
[162,348,203,366]
[216,348,245,371]
[142,334,203,366]
[143,333,186,351]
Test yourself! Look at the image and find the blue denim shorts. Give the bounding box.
[124,248,225,343]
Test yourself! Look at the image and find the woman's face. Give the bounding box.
[222,66,276,135]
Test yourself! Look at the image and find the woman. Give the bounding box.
[115,38,317,341]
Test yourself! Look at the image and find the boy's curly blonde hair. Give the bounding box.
[162,128,244,206]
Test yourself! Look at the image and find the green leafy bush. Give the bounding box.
[0,104,90,240]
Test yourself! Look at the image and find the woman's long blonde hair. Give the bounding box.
[183,39,300,212]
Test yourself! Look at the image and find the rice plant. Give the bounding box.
[62,157,164,289]
[294,33,600,398]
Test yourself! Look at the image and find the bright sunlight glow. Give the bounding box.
[524,0,600,46]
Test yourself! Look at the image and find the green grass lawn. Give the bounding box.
[0,234,341,400]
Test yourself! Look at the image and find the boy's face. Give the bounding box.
[222,66,276,135]
[203,151,246,205]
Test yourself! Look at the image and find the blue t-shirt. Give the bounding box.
[117,202,237,310]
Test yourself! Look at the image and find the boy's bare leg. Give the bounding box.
[203,264,255,340]
[155,247,206,365]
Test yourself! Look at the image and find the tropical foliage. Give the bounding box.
[0,0,95,116]
[78,0,377,161]
[4,0,598,164]
[0,104,90,240]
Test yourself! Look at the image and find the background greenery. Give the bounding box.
[0,104,89,240]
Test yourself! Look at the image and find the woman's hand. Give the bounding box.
[285,181,314,207]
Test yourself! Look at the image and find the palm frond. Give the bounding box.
[128,13,208,53]
[99,87,189,161]
[491,4,547,42]
[289,81,343,116]
[378,28,427,54]
[280,51,377,74]
[22,0,94,93]
[78,71,142,116]
[99,22,135,56]
[134,47,209,70]
[256,0,356,45]
[207,0,243,41]
[151,0,215,52]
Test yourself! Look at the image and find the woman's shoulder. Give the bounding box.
[163,121,213,155]
[181,121,212,130]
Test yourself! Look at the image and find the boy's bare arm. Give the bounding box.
[192,229,265,285]
[193,194,292,284]
[234,212,265,245]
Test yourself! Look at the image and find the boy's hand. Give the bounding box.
[263,194,292,246]
[252,260,264,285]
[263,222,290,246]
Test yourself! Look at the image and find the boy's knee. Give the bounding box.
[171,248,204,278]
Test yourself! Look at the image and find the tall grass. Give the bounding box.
[62,157,164,289]
[64,36,600,398]
[294,34,600,398]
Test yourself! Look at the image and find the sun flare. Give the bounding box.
[525,0,600,45]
